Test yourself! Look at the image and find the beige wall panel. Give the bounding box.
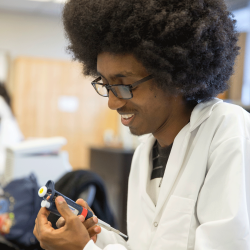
[12,57,116,169]
[218,32,247,100]
[229,32,247,100]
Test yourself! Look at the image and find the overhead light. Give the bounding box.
[28,0,67,3]
[53,0,67,3]
[28,0,51,2]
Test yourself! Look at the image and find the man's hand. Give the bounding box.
[33,196,91,250]
[56,199,101,242]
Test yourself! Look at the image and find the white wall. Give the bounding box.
[0,7,249,104]
[0,10,70,61]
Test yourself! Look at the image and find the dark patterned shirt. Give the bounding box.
[151,141,173,180]
[147,141,173,206]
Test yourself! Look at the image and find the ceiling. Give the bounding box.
[0,0,249,17]
[225,0,250,11]
[0,0,64,16]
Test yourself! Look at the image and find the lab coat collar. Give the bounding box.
[189,98,222,132]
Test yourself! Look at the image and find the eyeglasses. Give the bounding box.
[91,75,153,100]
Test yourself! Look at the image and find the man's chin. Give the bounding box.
[129,127,147,136]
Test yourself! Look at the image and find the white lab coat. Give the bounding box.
[0,96,23,174]
[84,98,250,250]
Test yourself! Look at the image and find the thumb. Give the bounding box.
[76,199,89,209]
[55,196,75,221]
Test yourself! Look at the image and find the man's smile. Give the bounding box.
[120,114,135,126]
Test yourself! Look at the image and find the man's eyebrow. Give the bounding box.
[114,71,134,78]
[97,71,135,81]
[97,72,107,80]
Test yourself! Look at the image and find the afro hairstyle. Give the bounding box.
[63,0,239,102]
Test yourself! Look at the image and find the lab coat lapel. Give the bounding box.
[154,98,222,216]
[138,134,156,210]
[154,123,191,216]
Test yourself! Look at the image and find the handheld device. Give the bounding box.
[38,180,127,239]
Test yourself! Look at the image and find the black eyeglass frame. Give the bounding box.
[91,74,154,100]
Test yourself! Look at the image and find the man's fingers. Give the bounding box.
[77,215,85,223]
[83,216,97,229]
[38,207,50,220]
[55,196,75,221]
[56,210,93,229]
[35,218,41,237]
[37,207,51,230]
[91,235,97,243]
[76,199,95,214]
[76,198,90,209]
[56,217,66,228]
[35,219,39,237]
[36,207,54,242]
[87,225,101,238]
[33,224,38,239]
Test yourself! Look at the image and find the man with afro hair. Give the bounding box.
[34,0,250,249]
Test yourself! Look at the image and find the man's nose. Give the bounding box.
[108,91,126,110]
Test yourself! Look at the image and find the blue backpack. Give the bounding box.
[2,174,42,247]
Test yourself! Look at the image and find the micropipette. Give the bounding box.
[38,180,128,239]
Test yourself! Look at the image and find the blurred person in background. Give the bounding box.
[34,0,250,249]
[0,83,23,175]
